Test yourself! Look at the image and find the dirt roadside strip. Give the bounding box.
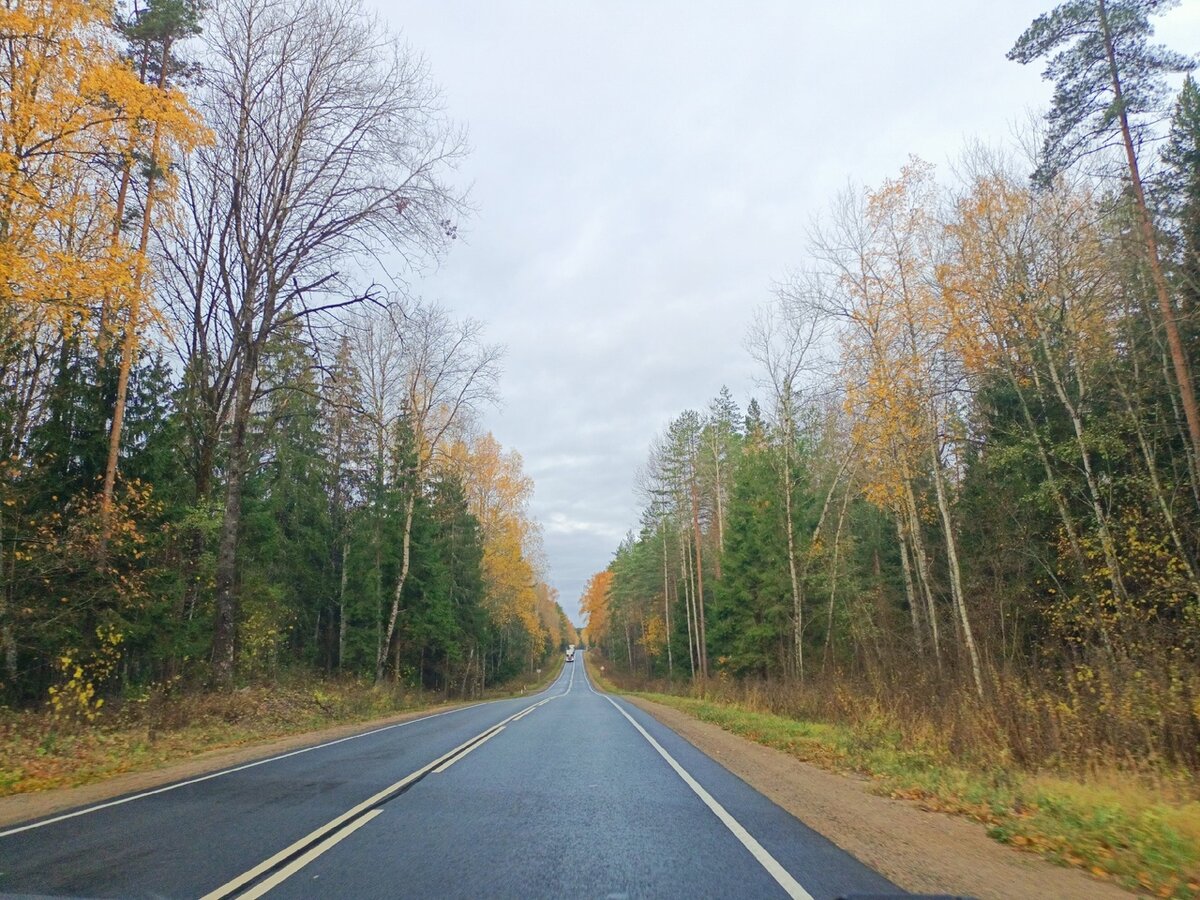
[626,696,1137,900]
[0,702,475,830]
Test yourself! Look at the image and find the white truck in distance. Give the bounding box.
[565,644,575,663]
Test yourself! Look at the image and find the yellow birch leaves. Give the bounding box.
[0,0,205,337]
[446,432,547,644]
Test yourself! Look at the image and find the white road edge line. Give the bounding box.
[0,663,574,840]
[0,704,475,839]
[236,808,384,900]
[576,654,602,696]
[199,696,544,900]
[605,697,814,900]
[433,727,503,773]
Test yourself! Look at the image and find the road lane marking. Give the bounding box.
[582,659,604,695]
[0,704,478,839]
[200,697,544,899]
[197,728,501,899]
[605,697,814,900]
[0,663,574,840]
[433,726,504,773]
[511,694,556,719]
[236,808,384,900]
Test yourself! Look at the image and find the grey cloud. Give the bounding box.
[373,0,1200,623]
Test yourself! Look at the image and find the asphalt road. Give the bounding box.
[0,657,904,899]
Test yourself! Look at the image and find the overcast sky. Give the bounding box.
[371,1,1200,625]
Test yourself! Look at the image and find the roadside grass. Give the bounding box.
[624,691,1200,899]
[583,655,619,694]
[0,661,563,798]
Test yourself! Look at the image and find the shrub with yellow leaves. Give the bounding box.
[48,625,123,722]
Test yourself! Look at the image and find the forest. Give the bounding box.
[582,1,1200,773]
[0,0,576,715]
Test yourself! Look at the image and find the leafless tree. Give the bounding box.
[350,300,501,682]
[155,0,467,686]
[746,287,831,681]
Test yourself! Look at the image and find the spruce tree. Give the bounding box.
[1164,75,1200,312]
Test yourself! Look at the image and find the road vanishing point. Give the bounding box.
[0,659,904,899]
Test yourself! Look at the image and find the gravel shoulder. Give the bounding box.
[627,695,1137,900]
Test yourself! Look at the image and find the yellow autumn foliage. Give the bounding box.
[0,0,206,338]
[444,432,545,643]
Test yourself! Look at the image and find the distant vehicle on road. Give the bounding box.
[565,645,575,663]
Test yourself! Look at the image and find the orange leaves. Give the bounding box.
[444,431,544,640]
[445,433,535,549]
[940,165,1119,389]
[580,570,614,645]
[832,160,946,512]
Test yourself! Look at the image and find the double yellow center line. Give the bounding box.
[200,695,557,899]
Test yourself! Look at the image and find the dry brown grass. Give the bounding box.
[0,663,561,797]
[598,654,1200,897]
[608,651,1200,779]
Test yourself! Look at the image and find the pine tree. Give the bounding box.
[1009,1,1200,467]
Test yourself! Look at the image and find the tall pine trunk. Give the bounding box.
[101,39,171,539]
[689,475,708,678]
[662,529,673,676]
[1099,0,1200,468]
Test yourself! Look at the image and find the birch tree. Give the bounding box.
[369,301,500,682]
[746,294,828,681]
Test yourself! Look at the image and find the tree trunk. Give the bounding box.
[98,35,156,350]
[211,350,257,688]
[681,537,696,679]
[662,529,673,676]
[902,476,941,668]
[338,541,349,669]
[462,644,475,698]
[711,432,725,576]
[1117,381,1200,601]
[927,424,984,698]
[782,447,804,682]
[377,490,416,682]
[689,475,709,678]
[896,514,924,654]
[180,441,214,623]
[1011,371,1091,576]
[1039,329,1128,613]
[822,485,851,665]
[0,502,16,684]
[101,40,170,538]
